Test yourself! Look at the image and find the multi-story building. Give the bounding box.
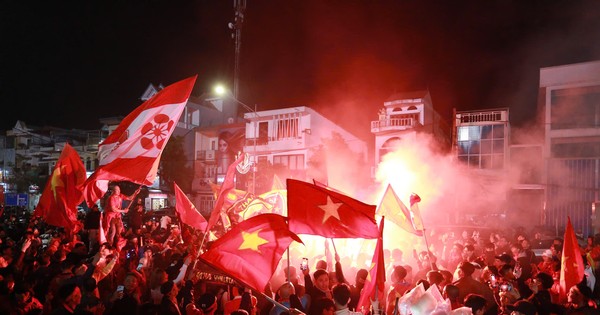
[453,108,512,222]
[191,105,369,215]
[243,106,368,190]
[0,120,103,209]
[372,90,451,166]
[539,60,600,236]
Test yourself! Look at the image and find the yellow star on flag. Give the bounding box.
[365,262,376,282]
[238,229,269,253]
[50,165,65,200]
[318,196,342,223]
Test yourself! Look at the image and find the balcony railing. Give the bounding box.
[371,118,415,132]
[458,111,506,124]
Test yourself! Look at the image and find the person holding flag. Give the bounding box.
[104,184,138,246]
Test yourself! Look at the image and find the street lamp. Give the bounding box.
[213,85,259,193]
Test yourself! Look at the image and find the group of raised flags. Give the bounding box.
[27,74,427,311]
[29,74,584,312]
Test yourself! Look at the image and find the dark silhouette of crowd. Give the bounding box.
[1,201,600,315]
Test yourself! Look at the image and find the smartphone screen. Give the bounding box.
[300,258,308,270]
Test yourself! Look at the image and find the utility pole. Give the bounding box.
[229,0,246,100]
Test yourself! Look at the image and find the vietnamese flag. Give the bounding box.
[34,143,86,232]
[559,216,584,300]
[200,213,302,292]
[376,184,423,236]
[174,181,207,231]
[287,179,378,239]
[83,76,197,206]
[357,218,386,313]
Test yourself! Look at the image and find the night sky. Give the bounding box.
[3,1,600,140]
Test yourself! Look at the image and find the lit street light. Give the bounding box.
[213,85,259,193]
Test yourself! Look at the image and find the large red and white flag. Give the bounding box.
[34,143,86,232]
[174,181,207,231]
[83,76,197,205]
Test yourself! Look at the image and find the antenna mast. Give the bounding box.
[229,0,246,100]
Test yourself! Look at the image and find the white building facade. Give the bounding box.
[540,60,600,236]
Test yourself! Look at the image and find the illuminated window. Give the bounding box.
[457,124,505,169]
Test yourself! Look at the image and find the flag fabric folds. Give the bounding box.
[33,143,86,232]
[410,193,425,232]
[377,184,423,236]
[287,179,378,239]
[200,213,302,292]
[174,181,207,231]
[83,76,197,206]
[206,153,246,233]
[271,174,286,191]
[559,216,584,300]
[357,218,386,313]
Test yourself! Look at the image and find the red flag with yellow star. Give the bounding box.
[200,213,302,292]
[559,216,584,300]
[287,179,379,238]
[34,143,86,232]
[357,217,386,313]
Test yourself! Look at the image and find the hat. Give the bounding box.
[198,293,217,311]
[506,300,536,315]
[541,249,553,257]
[495,253,513,264]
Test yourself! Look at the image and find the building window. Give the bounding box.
[258,122,269,145]
[550,86,600,130]
[274,113,301,141]
[273,154,305,170]
[457,124,505,169]
[551,141,600,158]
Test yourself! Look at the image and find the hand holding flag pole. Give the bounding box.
[330,239,340,262]
[410,193,434,270]
[125,186,143,211]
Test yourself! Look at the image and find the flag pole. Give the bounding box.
[410,193,434,270]
[421,229,434,270]
[286,248,290,284]
[330,238,338,255]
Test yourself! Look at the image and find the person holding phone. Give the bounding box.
[107,273,142,314]
[303,265,332,315]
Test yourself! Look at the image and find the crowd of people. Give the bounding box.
[0,192,599,315]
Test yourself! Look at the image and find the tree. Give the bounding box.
[6,161,47,193]
[159,136,193,192]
